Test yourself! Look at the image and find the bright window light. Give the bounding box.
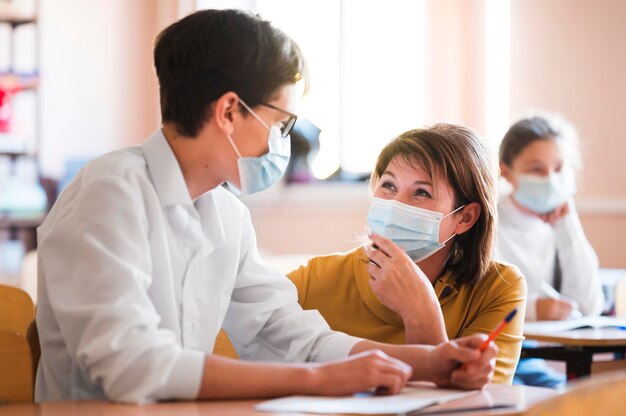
[485,0,511,152]
[197,0,426,179]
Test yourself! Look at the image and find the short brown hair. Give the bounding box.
[370,124,498,285]
[154,9,306,137]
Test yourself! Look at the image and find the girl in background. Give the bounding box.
[496,112,604,387]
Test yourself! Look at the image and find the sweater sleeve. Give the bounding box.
[553,201,604,316]
[457,264,527,384]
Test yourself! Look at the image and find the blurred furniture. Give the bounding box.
[523,327,626,380]
[26,319,38,387]
[0,384,556,415]
[600,268,626,316]
[611,270,626,318]
[0,330,32,404]
[0,0,44,254]
[523,370,625,416]
[285,118,320,184]
[19,249,37,304]
[0,283,34,336]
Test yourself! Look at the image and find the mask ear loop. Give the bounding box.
[226,134,243,158]
[442,204,466,219]
[239,98,271,130]
[440,204,466,246]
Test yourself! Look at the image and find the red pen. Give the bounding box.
[461,308,517,370]
[478,308,518,352]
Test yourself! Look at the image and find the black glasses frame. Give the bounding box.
[260,103,298,138]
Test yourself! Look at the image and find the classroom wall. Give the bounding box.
[33,1,626,268]
[509,0,626,268]
[248,0,626,269]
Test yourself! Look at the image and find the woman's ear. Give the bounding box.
[213,92,240,135]
[454,202,481,236]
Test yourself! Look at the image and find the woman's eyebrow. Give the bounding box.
[413,180,433,186]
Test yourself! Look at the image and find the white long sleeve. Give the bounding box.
[553,204,604,316]
[494,196,604,321]
[35,130,360,404]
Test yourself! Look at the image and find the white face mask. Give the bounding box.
[367,197,464,262]
[513,170,576,214]
[225,100,291,196]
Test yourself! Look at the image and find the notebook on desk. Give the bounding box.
[524,316,626,335]
[255,385,478,414]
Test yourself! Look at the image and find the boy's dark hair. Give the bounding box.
[154,9,305,137]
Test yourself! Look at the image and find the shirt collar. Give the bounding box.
[142,129,193,208]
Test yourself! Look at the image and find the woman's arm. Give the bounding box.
[351,334,496,389]
[456,264,527,384]
[364,235,448,344]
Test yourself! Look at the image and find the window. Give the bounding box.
[196,0,510,179]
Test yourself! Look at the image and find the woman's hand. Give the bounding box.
[363,234,447,344]
[424,334,497,389]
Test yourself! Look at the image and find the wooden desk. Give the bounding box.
[0,385,556,416]
[523,328,626,380]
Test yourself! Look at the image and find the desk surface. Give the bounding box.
[524,328,626,347]
[0,385,556,416]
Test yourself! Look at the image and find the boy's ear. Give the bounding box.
[212,92,240,135]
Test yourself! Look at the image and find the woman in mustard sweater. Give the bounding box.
[288,124,527,384]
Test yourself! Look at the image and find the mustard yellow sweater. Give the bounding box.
[287,248,526,384]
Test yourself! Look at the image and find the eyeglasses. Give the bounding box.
[260,103,298,138]
[239,99,298,138]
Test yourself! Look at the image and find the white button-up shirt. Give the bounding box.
[35,130,360,403]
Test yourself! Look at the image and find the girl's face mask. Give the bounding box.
[513,170,576,214]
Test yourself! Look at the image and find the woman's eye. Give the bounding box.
[414,188,432,198]
[381,181,396,191]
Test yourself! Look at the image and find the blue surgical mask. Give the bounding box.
[513,170,576,214]
[367,197,464,262]
[225,100,291,196]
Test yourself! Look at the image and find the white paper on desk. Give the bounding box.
[254,386,477,414]
[524,316,626,334]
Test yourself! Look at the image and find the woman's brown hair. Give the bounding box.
[370,124,498,285]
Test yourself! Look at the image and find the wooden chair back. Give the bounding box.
[0,284,35,337]
[0,330,33,403]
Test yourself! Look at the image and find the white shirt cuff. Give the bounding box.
[155,348,206,401]
[311,332,362,362]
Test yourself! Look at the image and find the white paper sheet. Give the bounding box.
[524,316,626,334]
[254,386,478,414]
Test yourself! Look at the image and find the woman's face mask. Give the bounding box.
[367,197,464,262]
[225,99,291,196]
